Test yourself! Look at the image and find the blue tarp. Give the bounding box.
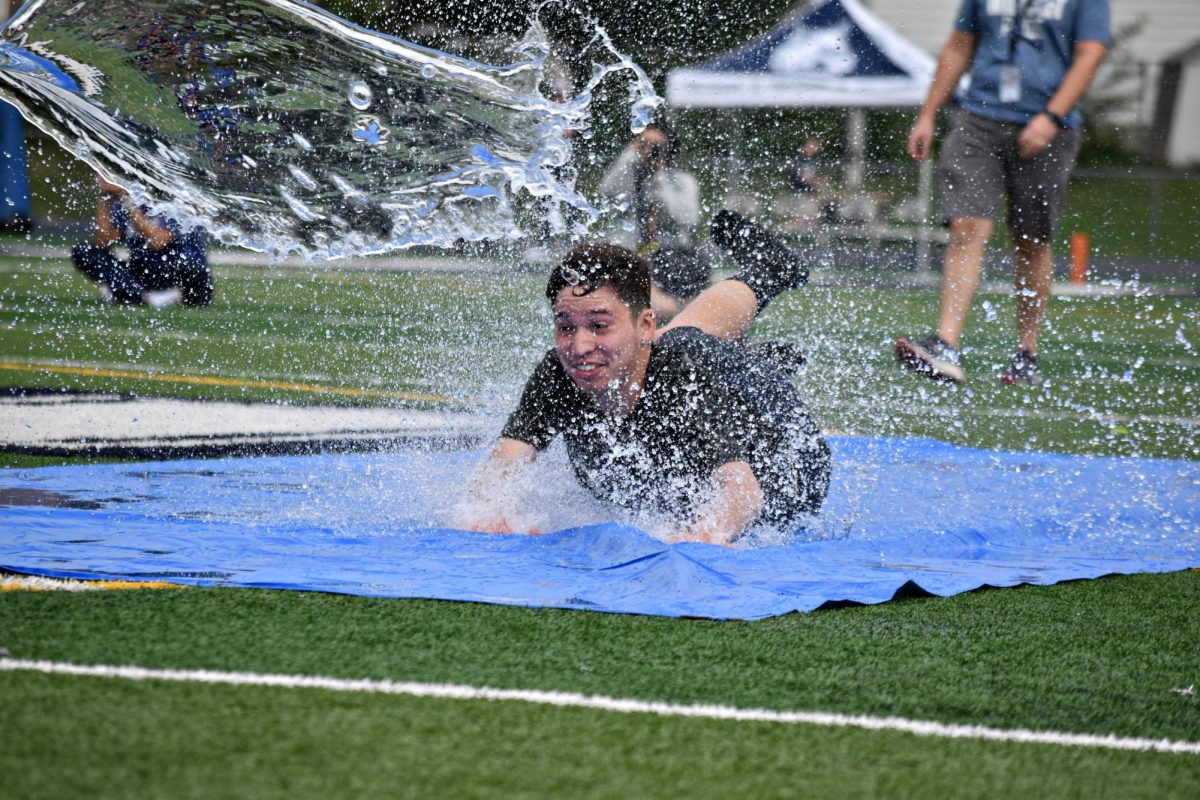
[1,436,1197,619]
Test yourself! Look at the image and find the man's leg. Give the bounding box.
[133,248,214,306]
[656,279,757,341]
[936,217,994,349]
[1012,235,1053,355]
[71,243,145,303]
[650,285,685,325]
[896,110,1008,383]
[651,246,711,325]
[893,218,989,383]
[1000,122,1079,386]
[177,256,214,306]
[658,211,806,341]
[895,217,992,383]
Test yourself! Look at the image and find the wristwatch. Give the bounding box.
[1042,109,1066,129]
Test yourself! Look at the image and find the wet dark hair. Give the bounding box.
[546,242,652,312]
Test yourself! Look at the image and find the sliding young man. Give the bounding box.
[464,212,830,545]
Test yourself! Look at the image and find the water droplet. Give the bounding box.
[348,80,372,110]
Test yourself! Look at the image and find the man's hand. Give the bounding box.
[1015,40,1107,160]
[459,438,540,535]
[1017,113,1059,159]
[669,461,763,547]
[470,517,515,534]
[126,205,176,251]
[907,30,976,163]
[907,115,937,162]
[466,517,543,536]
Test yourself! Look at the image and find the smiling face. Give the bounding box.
[553,284,655,411]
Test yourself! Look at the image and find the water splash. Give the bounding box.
[0,0,660,260]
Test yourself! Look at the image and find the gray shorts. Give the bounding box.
[939,108,1082,241]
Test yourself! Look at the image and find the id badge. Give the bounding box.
[999,64,1022,104]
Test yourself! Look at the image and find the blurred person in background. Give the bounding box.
[789,134,827,196]
[597,118,710,324]
[0,102,32,232]
[72,177,212,308]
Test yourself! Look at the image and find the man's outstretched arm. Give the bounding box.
[461,437,539,534]
[672,461,764,546]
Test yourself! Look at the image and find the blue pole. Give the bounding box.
[0,100,32,225]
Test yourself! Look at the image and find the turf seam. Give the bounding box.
[3,658,1197,755]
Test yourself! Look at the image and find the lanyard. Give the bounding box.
[1007,0,1039,61]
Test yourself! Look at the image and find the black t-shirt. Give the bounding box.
[501,328,830,523]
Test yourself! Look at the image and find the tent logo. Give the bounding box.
[768,21,859,76]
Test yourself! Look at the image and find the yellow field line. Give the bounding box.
[0,576,186,592]
[0,360,453,404]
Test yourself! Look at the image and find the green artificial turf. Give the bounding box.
[2,255,1198,797]
[3,669,1197,800]
[2,574,1199,799]
[0,260,549,409]
[1055,174,1200,262]
[2,258,1197,461]
[3,572,1198,741]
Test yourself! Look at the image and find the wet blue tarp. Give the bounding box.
[2,436,1197,619]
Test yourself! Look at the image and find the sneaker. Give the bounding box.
[1000,349,1042,387]
[894,335,964,383]
[142,287,183,309]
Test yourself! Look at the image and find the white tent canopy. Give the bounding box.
[666,0,935,109]
[665,0,940,266]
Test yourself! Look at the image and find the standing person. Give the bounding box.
[72,178,212,308]
[789,135,827,196]
[896,0,1109,386]
[462,212,829,545]
[597,120,710,324]
[0,102,32,232]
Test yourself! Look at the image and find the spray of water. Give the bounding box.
[0,0,661,260]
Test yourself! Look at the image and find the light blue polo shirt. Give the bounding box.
[955,0,1110,128]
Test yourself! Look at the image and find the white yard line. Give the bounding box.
[2,658,1197,755]
[0,392,488,448]
[3,318,420,354]
[0,246,503,273]
[3,317,535,366]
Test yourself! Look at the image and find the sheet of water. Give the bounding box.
[0,0,659,259]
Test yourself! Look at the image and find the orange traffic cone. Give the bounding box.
[1070,231,1090,285]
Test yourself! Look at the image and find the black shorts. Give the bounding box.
[659,327,831,520]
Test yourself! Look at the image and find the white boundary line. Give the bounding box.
[2,658,1197,755]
